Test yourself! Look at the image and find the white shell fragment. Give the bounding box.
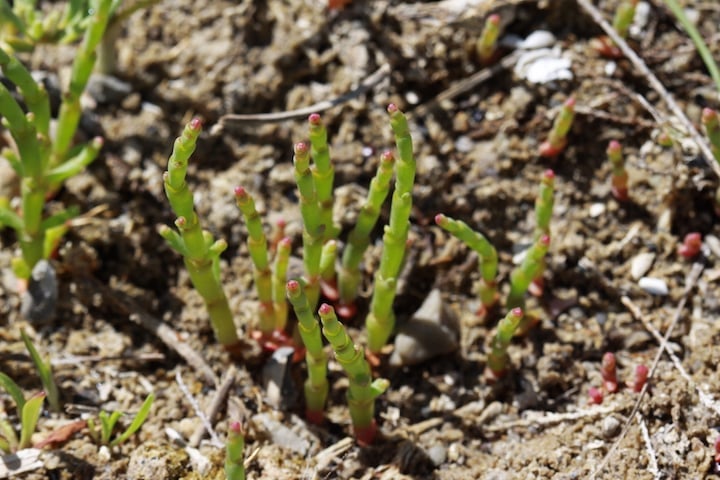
[638,277,669,296]
[514,48,573,84]
[630,252,656,280]
[589,203,606,218]
[516,30,557,50]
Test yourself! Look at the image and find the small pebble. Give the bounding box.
[517,30,556,50]
[602,416,622,438]
[630,252,655,280]
[589,203,606,218]
[638,277,668,296]
[21,260,58,322]
[426,444,447,466]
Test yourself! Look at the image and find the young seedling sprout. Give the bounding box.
[588,386,604,405]
[365,104,416,353]
[476,14,501,63]
[160,119,239,352]
[286,280,329,424]
[601,352,618,393]
[539,97,575,158]
[607,140,629,201]
[225,421,245,480]
[678,232,702,260]
[703,108,720,162]
[485,307,524,380]
[435,214,498,313]
[630,364,649,393]
[592,0,639,58]
[318,303,389,445]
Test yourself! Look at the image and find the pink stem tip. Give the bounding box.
[308,113,321,125]
[387,103,398,114]
[189,117,202,130]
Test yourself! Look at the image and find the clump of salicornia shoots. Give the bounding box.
[538,97,575,158]
[606,140,629,201]
[0,1,110,282]
[678,232,702,260]
[702,107,720,162]
[365,104,416,352]
[318,302,389,445]
[225,421,245,480]
[160,119,240,353]
[286,279,329,424]
[591,0,638,58]
[476,14,501,64]
[436,169,554,318]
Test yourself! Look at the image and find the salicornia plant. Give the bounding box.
[318,302,389,445]
[485,307,524,378]
[606,140,628,201]
[87,392,154,448]
[286,280,329,424]
[0,0,110,281]
[592,0,639,57]
[365,104,416,353]
[539,97,575,158]
[476,14,501,64]
[160,119,240,352]
[225,421,245,480]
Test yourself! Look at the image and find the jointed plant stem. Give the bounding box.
[235,187,276,335]
[366,104,416,352]
[319,303,389,444]
[339,150,395,305]
[161,119,238,348]
[486,307,524,377]
[286,280,328,423]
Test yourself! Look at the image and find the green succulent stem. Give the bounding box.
[319,303,388,443]
[162,119,238,348]
[486,307,524,377]
[286,280,328,422]
[225,421,246,480]
[294,141,322,309]
[612,0,638,38]
[339,150,395,305]
[234,187,275,335]
[366,104,416,353]
[606,140,629,201]
[534,169,555,237]
[435,213,498,309]
[548,97,575,150]
[308,113,337,241]
[272,237,292,331]
[507,234,551,310]
[476,13,501,62]
[702,108,720,162]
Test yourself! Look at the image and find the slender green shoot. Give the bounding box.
[318,303,389,445]
[607,140,629,201]
[486,308,524,378]
[539,97,575,158]
[87,392,155,447]
[365,104,416,353]
[20,329,60,412]
[225,421,245,480]
[286,280,328,424]
[476,13,501,63]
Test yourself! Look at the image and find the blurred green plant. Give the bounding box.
[225,421,245,480]
[87,392,154,447]
[20,329,60,412]
[0,373,45,453]
[606,140,628,201]
[0,0,110,280]
[476,13,501,63]
[591,0,638,57]
[539,98,575,158]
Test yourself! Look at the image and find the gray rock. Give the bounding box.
[389,289,459,367]
[252,412,311,456]
[262,346,297,410]
[21,260,58,322]
[86,74,133,105]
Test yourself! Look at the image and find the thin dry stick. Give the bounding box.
[621,295,720,417]
[81,275,218,385]
[638,415,660,480]
[590,262,703,476]
[576,0,720,179]
[189,365,237,447]
[216,64,390,127]
[176,370,223,448]
[482,404,624,433]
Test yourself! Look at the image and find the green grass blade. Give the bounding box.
[110,392,155,447]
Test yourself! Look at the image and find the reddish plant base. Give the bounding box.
[251,328,295,353]
[354,420,378,446]
[601,352,618,393]
[529,277,544,297]
[678,232,702,259]
[483,366,506,384]
[630,364,649,393]
[320,279,340,302]
[335,301,357,320]
[611,185,629,202]
[715,436,720,464]
[539,138,567,158]
[365,348,382,368]
[590,36,622,58]
[306,408,324,426]
[588,386,604,405]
